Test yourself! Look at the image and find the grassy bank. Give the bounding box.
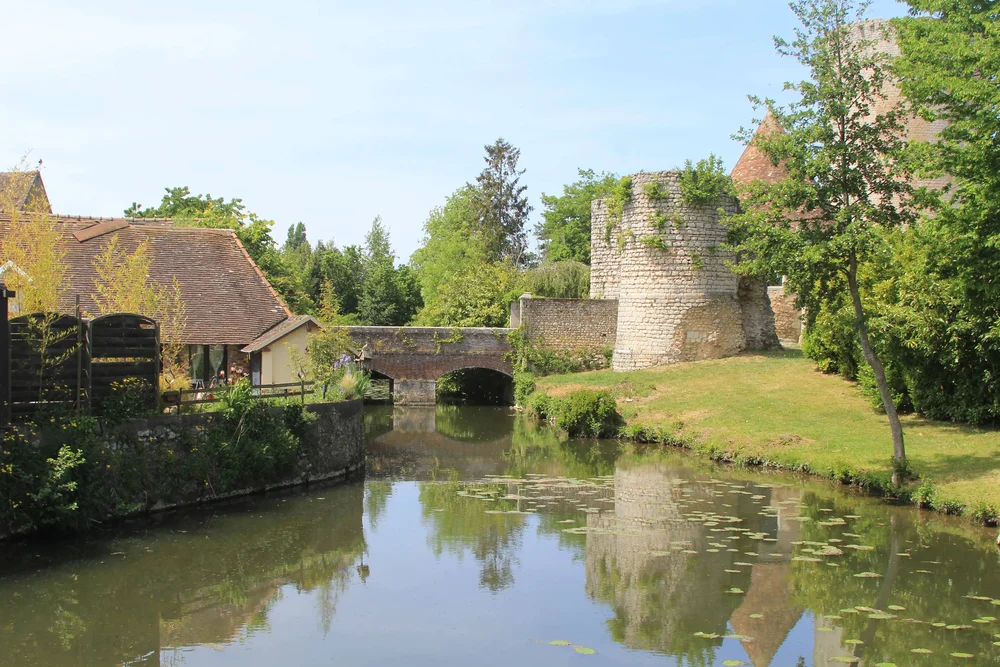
[535,349,1000,525]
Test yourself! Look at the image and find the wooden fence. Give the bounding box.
[9,312,159,421]
[163,380,315,410]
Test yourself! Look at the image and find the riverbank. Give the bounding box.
[1,400,365,540]
[535,349,1000,525]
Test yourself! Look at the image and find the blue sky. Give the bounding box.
[1,0,908,261]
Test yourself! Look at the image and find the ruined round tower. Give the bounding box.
[591,171,778,372]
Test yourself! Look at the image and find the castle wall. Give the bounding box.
[603,172,764,371]
[589,199,620,299]
[518,295,617,352]
[768,285,803,345]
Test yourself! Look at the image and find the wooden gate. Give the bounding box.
[89,314,160,415]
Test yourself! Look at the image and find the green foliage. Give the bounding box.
[0,380,323,536]
[357,217,422,326]
[100,377,158,424]
[690,253,704,270]
[524,261,590,299]
[536,169,619,264]
[474,138,533,266]
[678,154,732,206]
[415,261,525,328]
[648,212,669,232]
[514,372,536,407]
[531,390,622,438]
[725,0,916,471]
[603,176,634,245]
[642,180,671,201]
[640,236,670,253]
[526,391,556,421]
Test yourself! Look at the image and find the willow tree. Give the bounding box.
[726,0,915,484]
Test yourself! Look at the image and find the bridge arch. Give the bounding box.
[347,326,513,405]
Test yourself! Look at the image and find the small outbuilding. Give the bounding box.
[241,315,324,386]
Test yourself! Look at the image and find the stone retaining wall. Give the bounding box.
[517,295,618,352]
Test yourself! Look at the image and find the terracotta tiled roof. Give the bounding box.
[731,113,791,188]
[0,215,291,345]
[241,315,323,354]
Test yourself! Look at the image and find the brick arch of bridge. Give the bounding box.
[346,326,514,405]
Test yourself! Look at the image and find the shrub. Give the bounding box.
[526,392,555,421]
[554,390,622,438]
[914,478,936,509]
[99,377,158,425]
[338,371,371,400]
[514,371,536,407]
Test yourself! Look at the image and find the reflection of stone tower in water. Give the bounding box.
[590,172,779,371]
[584,465,807,661]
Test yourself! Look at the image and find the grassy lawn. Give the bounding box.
[535,349,1000,522]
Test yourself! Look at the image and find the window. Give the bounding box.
[189,344,228,385]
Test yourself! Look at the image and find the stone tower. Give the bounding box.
[590,171,778,372]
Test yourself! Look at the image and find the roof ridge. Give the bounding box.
[231,230,293,318]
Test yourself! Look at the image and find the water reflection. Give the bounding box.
[3,406,1000,666]
[0,481,365,666]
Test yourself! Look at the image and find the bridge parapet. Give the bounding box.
[344,327,514,405]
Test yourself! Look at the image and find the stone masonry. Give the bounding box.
[515,295,617,352]
[590,171,780,372]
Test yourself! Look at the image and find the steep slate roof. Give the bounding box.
[0,171,52,213]
[241,314,322,354]
[0,215,291,345]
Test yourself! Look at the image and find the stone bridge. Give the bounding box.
[345,327,513,404]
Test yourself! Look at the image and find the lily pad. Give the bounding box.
[572,646,596,655]
[722,661,747,667]
[750,613,763,619]
[887,605,906,611]
[910,648,933,654]
[950,653,975,659]
[829,658,860,664]
[549,640,571,646]
[854,572,882,578]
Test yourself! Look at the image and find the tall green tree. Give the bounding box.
[536,169,619,264]
[410,185,489,304]
[864,2,1000,422]
[474,138,532,266]
[357,217,421,326]
[726,0,915,483]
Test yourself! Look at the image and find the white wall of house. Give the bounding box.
[260,325,311,386]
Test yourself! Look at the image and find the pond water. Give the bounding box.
[2,406,1000,666]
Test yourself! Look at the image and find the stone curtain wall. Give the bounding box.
[768,285,804,344]
[590,199,620,299]
[519,296,618,352]
[593,172,779,372]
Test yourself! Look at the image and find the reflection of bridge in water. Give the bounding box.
[366,406,516,479]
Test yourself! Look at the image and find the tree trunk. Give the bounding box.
[847,254,907,487]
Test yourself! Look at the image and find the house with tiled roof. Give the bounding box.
[0,171,51,214]
[0,214,316,388]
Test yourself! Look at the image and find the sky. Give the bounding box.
[1,0,909,262]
